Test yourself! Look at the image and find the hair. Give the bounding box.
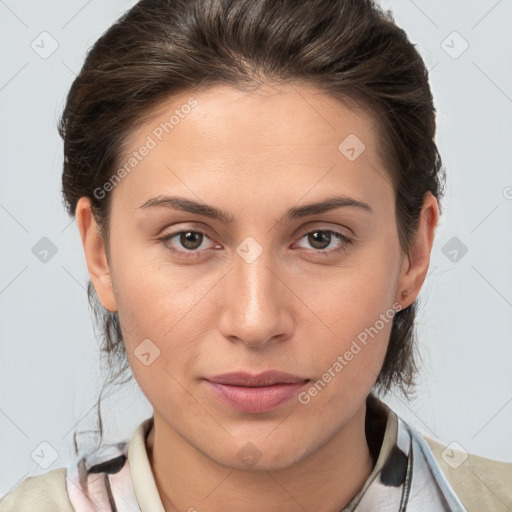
[59,0,445,454]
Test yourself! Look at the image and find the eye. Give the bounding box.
[158,229,219,257]
[158,227,353,259]
[294,229,353,255]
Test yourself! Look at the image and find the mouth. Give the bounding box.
[203,370,311,413]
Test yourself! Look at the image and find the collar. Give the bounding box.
[343,395,467,511]
[127,415,165,512]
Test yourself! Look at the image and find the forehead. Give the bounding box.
[131,83,377,149]
[111,83,390,211]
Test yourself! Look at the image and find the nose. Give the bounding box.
[217,244,294,349]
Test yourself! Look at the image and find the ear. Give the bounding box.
[396,192,439,308]
[75,196,117,312]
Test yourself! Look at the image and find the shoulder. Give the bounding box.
[423,434,512,512]
[0,467,75,512]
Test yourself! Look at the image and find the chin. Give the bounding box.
[207,437,314,472]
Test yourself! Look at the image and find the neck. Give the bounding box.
[146,401,375,512]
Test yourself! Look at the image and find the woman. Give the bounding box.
[1,0,510,510]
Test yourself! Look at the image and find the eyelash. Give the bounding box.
[157,228,354,258]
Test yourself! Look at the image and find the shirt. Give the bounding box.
[1,393,511,511]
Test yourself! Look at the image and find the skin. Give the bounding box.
[76,83,439,512]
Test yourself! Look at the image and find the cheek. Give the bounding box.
[110,253,212,376]
[314,294,393,382]
[302,296,394,412]
[112,267,201,406]
[300,244,400,383]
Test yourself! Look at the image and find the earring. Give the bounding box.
[401,290,409,298]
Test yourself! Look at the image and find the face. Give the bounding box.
[78,83,434,470]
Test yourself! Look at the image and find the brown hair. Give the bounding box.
[59,0,445,453]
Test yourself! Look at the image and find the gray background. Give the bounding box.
[1,0,511,498]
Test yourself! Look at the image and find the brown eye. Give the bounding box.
[307,231,333,250]
[178,231,204,250]
[295,229,353,256]
[159,229,218,257]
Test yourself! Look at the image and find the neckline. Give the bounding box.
[128,393,397,511]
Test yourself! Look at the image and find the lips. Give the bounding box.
[203,370,310,413]
[205,370,309,386]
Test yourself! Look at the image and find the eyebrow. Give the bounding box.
[138,194,373,222]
